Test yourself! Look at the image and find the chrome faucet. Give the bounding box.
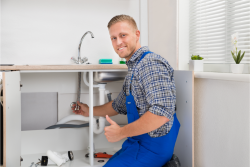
[71,31,95,64]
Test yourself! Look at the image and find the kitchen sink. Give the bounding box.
[92,71,128,83]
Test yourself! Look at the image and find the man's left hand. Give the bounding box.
[104,115,125,143]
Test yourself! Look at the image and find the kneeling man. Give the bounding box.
[73,15,180,167]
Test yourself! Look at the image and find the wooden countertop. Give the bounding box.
[0,64,128,71]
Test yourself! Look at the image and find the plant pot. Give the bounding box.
[189,60,203,72]
[230,64,244,74]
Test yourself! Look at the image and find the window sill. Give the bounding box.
[194,71,250,82]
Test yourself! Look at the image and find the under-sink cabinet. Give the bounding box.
[1,67,194,167]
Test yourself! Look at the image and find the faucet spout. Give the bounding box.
[77,31,94,64]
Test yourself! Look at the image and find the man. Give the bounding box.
[72,15,180,167]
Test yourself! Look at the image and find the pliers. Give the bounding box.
[85,152,113,158]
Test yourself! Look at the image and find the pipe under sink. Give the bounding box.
[55,71,127,134]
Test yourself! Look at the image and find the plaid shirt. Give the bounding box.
[112,46,176,138]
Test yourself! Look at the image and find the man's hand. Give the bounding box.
[104,115,125,143]
[72,101,89,117]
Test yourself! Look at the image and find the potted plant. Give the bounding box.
[231,32,245,74]
[189,55,204,72]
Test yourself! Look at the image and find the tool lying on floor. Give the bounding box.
[47,150,74,166]
[85,152,113,158]
[29,162,34,167]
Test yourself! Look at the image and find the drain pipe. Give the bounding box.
[98,83,106,105]
[96,83,107,133]
[83,72,99,88]
[56,115,105,134]
[83,72,107,105]
[55,72,105,134]
[83,72,106,133]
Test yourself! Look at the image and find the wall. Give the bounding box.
[148,0,177,70]
[178,0,189,71]
[194,78,250,167]
[1,0,140,65]
[0,0,141,128]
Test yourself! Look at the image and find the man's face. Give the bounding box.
[109,21,140,61]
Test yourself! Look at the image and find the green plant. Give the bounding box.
[231,48,245,64]
[191,55,204,60]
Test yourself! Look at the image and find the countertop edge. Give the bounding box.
[0,64,128,71]
[194,71,250,82]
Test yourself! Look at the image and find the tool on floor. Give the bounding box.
[29,162,34,167]
[68,151,74,161]
[47,150,74,166]
[85,152,113,158]
[34,161,39,167]
[33,158,41,166]
[41,156,48,166]
[32,157,51,167]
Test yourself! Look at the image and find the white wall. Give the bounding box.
[194,78,250,167]
[1,0,141,126]
[148,0,177,70]
[1,0,140,65]
[178,0,189,71]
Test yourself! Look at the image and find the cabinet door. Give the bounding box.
[3,71,21,167]
[174,70,194,167]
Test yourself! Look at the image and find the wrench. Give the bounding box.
[30,162,34,167]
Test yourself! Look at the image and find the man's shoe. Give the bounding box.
[162,154,181,167]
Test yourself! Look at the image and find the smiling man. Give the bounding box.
[72,15,180,167]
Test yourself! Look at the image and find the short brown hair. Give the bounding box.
[107,14,138,30]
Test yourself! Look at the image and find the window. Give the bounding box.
[190,0,250,64]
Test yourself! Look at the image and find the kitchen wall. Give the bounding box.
[148,0,177,70]
[1,0,141,127]
[1,0,140,65]
[178,0,189,71]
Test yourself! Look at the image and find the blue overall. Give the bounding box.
[104,52,180,167]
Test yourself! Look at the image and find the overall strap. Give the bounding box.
[129,51,152,93]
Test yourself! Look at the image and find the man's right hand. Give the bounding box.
[72,101,89,117]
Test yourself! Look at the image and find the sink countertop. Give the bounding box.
[0,64,128,71]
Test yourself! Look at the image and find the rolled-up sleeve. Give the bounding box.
[112,84,127,115]
[137,57,176,121]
